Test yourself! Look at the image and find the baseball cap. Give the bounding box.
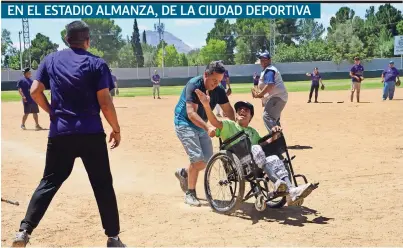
[354,57,360,61]
[257,51,271,60]
[234,101,254,118]
[389,61,394,64]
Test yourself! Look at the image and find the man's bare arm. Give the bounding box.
[97,88,120,132]
[220,102,235,121]
[186,102,211,131]
[30,80,51,114]
[202,103,223,130]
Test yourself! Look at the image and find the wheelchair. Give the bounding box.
[203,130,319,214]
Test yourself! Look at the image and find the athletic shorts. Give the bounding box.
[175,125,213,164]
[351,82,361,91]
[23,102,39,114]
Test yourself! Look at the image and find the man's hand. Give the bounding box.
[271,125,282,134]
[251,88,261,98]
[109,131,121,149]
[207,126,216,138]
[22,96,27,102]
[195,89,210,106]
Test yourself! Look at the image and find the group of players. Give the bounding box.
[9,19,401,247]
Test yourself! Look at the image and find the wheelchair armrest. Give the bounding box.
[258,131,283,145]
[220,130,248,150]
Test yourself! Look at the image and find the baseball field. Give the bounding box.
[1,78,403,246]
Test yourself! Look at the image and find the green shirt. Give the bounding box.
[216,119,261,146]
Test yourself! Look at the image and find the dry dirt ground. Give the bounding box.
[2,88,403,247]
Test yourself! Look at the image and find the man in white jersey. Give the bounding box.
[251,51,288,132]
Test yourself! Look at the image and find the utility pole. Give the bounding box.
[22,18,31,68]
[270,19,276,58]
[154,18,165,77]
[18,31,23,71]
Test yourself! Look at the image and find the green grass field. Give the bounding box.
[1,77,384,102]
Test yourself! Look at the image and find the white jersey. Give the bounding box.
[258,65,288,104]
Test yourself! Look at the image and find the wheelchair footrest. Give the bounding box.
[267,191,287,201]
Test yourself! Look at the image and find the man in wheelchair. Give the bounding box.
[195,89,315,206]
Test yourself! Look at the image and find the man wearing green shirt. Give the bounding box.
[195,89,315,206]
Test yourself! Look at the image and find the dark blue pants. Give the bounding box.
[19,133,120,237]
[309,84,319,101]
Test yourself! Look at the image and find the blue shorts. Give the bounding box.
[23,102,39,114]
[175,125,213,164]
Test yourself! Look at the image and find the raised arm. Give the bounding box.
[195,89,223,130]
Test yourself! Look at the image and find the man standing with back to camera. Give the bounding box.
[11,21,126,247]
[174,61,235,207]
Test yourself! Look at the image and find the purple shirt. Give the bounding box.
[16,77,34,104]
[350,64,364,82]
[221,70,229,89]
[35,48,115,138]
[152,74,160,85]
[382,67,399,82]
[311,73,321,85]
[253,75,260,85]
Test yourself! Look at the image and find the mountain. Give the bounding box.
[144,30,193,54]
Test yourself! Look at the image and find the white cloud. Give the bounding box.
[173,19,212,27]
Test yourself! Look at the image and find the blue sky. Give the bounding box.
[2,3,402,51]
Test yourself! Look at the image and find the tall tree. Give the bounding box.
[375,4,402,36]
[1,29,13,57]
[60,19,124,63]
[30,33,59,66]
[206,19,236,64]
[397,20,403,35]
[199,39,227,65]
[296,19,325,43]
[178,53,188,66]
[131,19,144,67]
[186,49,202,66]
[376,27,394,57]
[275,19,299,45]
[156,44,179,67]
[328,7,355,34]
[142,30,147,44]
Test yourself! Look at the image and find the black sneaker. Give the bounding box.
[11,230,30,247]
[107,237,126,247]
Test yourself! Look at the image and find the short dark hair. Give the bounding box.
[205,61,226,75]
[354,57,360,61]
[65,20,90,46]
[23,67,31,74]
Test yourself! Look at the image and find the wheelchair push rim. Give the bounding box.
[204,152,245,214]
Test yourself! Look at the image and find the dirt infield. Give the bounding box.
[2,88,403,247]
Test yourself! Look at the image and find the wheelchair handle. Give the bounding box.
[220,130,248,149]
[258,131,283,144]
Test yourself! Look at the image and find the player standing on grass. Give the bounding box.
[11,21,126,248]
[350,57,364,103]
[17,68,43,131]
[151,70,161,99]
[215,66,231,117]
[305,67,325,103]
[110,69,119,102]
[174,61,235,207]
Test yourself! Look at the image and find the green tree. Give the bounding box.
[376,27,394,57]
[375,4,402,36]
[199,39,226,65]
[142,43,157,67]
[30,33,58,67]
[142,30,147,44]
[131,19,144,67]
[275,19,298,45]
[178,53,188,66]
[328,7,355,34]
[296,19,325,43]
[1,29,13,57]
[31,60,39,70]
[88,47,104,57]
[397,20,403,35]
[187,49,202,66]
[235,19,270,64]
[61,19,124,63]
[116,43,135,68]
[156,44,179,67]
[206,19,236,64]
[7,52,21,70]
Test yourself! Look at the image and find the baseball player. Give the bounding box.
[305,67,324,103]
[253,72,260,90]
[251,51,288,133]
[151,70,161,99]
[174,61,235,207]
[381,61,400,100]
[110,69,119,102]
[17,68,43,131]
[11,21,126,248]
[350,57,364,103]
[215,68,231,117]
[195,90,316,206]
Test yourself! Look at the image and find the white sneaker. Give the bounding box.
[287,183,314,206]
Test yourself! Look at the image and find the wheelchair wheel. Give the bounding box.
[204,151,245,214]
[266,180,287,208]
